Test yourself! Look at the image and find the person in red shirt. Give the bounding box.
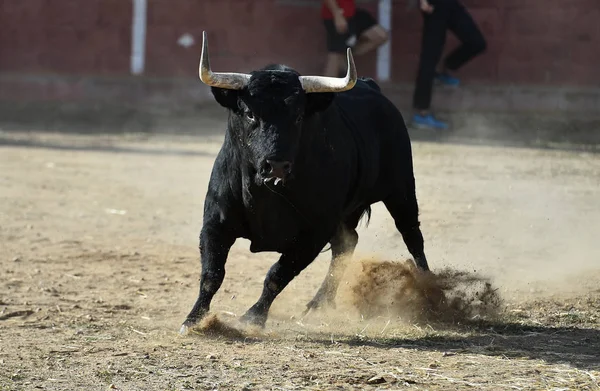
[322,0,388,77]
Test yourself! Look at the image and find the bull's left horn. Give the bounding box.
[299,48,357,93]
[199,31,251,90]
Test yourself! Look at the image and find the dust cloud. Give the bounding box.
[191,313,270,340]
[193,314,249,339]
[345,257,502,326]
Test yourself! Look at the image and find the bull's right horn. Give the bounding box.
[199,31,251,90]
[298,48,357,93]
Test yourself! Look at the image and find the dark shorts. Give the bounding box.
[323,8,378,53]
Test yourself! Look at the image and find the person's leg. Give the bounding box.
[411,5,449,129]
[437,0,486,84]
[323,18,352,77]
[352,8,388,56]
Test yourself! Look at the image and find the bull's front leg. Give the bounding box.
[180,225,235,334]
[240,237,328,328]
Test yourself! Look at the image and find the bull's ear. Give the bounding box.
[305,92,335,116]
[211,87,240,111]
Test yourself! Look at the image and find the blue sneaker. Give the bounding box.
[435,72,460,87]
[412,113,449,130]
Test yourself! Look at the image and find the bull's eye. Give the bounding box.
[245,111,256,123]
[295,115,304,124]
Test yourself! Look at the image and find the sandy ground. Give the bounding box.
[0,124,599,391]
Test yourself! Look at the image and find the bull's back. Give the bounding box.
[339,77,411,151]
[332,78,414,197]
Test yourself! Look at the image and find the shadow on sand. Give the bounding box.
[196,315,600,371]
[333,320,600,371]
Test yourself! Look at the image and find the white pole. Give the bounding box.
[376,0,392,81]
[130,0,147,75]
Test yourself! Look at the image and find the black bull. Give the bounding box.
[181,33,430,333]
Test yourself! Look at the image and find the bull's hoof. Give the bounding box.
[179,315,202,335]
[239,310,267,328]
[179,323,191,335]
[303,297,336,316]
[304,290,336,315]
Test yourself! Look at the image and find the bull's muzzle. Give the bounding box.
[260,159,292,186]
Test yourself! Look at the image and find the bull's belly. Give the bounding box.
[244,205,302,254]
[246,223,300,253]
[248,239,291,253]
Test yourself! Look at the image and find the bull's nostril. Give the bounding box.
[264,159,292,179]
[261,162,273,176]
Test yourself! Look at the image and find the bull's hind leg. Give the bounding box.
[304,223,359,313]
[383,191,430,271]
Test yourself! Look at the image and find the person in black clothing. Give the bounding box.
[410,0,487,129]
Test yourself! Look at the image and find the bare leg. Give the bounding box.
[352,25,389,56]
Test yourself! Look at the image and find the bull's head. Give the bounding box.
[198,31,357,186]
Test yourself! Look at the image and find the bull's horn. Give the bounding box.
[199,31,251,90]
[299,48,357,93]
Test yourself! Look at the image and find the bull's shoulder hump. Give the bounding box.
[357,77,382,92]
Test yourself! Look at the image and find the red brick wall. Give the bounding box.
[0,0,598,86]
[0,0,132,75]
[143,0,339,77]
